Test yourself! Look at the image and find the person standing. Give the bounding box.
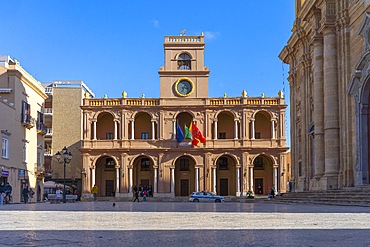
[22,186,29,204]
[28,188,35,203]
[4,182,12,203]
[143,190,147,202]
[92,184,98,202]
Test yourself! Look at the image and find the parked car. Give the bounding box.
[189,191,225,203]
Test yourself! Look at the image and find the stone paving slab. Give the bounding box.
[0,201,370,246]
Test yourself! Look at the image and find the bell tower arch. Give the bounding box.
[159,31,210,98]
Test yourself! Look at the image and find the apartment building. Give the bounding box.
[0,56,47,202]
[42,81,94,196]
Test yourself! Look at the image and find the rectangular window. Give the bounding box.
[254,157,264,170]
[218,132,226,139]
[37,111,44,131]
[298,161,302,176]
[22,140,28,163]
[218,157,228,170]
[106,158,115,168]
[106,133,113,140]
[255,132,261,139]
[2,136,9,159]
[141,132,149,140]
[37,146,43,166]
[141,158,150,171]
[180,159,189,171]
[21,101,31,123]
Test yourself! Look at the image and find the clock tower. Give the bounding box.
[158,32,210,98]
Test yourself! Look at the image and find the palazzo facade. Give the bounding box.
[280,0,370,191]
[80,34,289,198]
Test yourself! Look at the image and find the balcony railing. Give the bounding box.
[46,128,52,136]
[36,123,47,135]
[44,108,53,114]
[45,87,53,95]
[84,97,282,108]
[21,114,35,129]
[44,149,52,156]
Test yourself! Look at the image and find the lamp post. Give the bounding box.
[56,146,72,203]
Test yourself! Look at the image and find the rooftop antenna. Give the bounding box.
[180,29,186,36]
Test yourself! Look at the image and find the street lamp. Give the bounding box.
[56,146,72,203]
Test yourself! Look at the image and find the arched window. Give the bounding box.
[177,53,191,70]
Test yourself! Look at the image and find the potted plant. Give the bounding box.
[246,190,255,202]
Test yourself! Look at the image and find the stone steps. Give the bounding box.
[264,189,370,207]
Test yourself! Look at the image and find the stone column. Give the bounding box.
[82,154,90,193]
[170,168,175,193]
[271,120,275,139]
[273,166,278,191]
[249,167,254,192]
[214,119,218,140]
[250,119,255,139]
[236,167,240,194]
[114,121,118,140]
[130,120,135,140]
[195,168,199,192]
[151,120,155,140]
[129,168,133,193]
[115,166,120,193]
[234,119,238,139]
[154,168,158,194]
[93,121,97,140]
[91,166,96,188]
[312,33,325,179]
[322,25,340,186]
[213,168,217,193]
[172,120,176,140]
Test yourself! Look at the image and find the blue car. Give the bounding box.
[189,191,225,203]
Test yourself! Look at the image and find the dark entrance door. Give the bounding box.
[105,180,114,196]
[141,179,149,188]
[255,178,263,194]
[180,179,189,196]
[219,178,228,196]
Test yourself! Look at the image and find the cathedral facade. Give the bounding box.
[280,0,370,191]
[80,34,289,199]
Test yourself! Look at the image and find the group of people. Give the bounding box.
[133,185,153,202]
[0,182,12,204]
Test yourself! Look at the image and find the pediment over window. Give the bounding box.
[358,12,370,51]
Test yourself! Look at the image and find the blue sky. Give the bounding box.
[2,1,294,144]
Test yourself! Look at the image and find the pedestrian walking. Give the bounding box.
[133,190,139,202]
[92,184,98,202]
[22,186,29,203]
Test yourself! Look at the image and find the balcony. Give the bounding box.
[37,123,47,135]
[21,115,35,129]
[44,149,52,156]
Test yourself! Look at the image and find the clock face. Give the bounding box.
[175,78,194,97]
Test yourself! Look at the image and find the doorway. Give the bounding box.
[220,178,228,196]
[105,180,114,196]
[180,179,189,196]
[255,178,263,195]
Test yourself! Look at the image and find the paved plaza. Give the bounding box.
[1,201,370,246]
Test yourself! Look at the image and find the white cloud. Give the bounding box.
[152,19,160,28]
[203,31,219,40]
